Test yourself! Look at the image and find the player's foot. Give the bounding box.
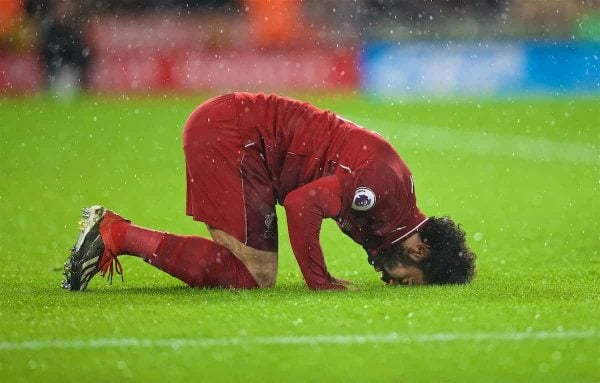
[61,206,127,291]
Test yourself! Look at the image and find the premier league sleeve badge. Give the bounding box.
[351,187,376,211]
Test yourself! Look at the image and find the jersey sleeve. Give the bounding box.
[283,175,347,290]
[337,164,401,230]
[337,162,427,247]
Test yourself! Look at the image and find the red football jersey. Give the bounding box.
[232,93,427,289]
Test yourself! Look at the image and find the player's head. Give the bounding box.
[373,216,476,285]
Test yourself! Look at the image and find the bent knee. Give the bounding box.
[208,227,278,288]
[256,266,277,288]
[240,250,278,288]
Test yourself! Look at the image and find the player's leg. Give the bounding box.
[62,94,261,291]
[214,140,280,287]
[183,94,280,288]
[61,206,258,291]
[108,213,259,289]
[207,226,277,288]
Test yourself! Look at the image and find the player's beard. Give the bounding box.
[380,269,393,284]
[377,244,417,284]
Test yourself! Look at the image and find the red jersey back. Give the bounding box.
[233,92,427,254]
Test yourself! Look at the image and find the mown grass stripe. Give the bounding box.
[347,116,599,165]
[1,330,596,351]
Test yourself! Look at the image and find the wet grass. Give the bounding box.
[0,94,599,382]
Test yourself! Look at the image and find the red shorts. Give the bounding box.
[183,94,278,252]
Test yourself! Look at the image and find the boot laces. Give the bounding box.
[98,248,124,284]
[97,211,128,284]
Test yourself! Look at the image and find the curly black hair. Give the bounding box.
[370,216,476,285]
[419,216,476,284]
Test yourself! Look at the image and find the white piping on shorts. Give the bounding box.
[240,152,249,245]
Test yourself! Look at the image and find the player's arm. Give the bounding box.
[283,175,348,290]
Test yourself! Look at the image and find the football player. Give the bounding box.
[62,93,476,291]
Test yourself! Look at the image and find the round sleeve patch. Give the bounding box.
[352,187,376,211]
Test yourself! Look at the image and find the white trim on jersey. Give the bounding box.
[390,217,430,245]
[329,160,352,172]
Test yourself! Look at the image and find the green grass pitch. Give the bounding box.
[0,94,598,382]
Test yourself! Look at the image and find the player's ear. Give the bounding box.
[407,243,430,263]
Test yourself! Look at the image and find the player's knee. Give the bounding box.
[207,226,278,288]
[258,267,277,288]
[244,252,277,288]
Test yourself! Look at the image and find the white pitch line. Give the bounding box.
[346,116,599,166]
[0,330,596,352]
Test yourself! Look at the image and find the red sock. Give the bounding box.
[109,222,163,259]
[151,233,259,289]
[103,218,258,289]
